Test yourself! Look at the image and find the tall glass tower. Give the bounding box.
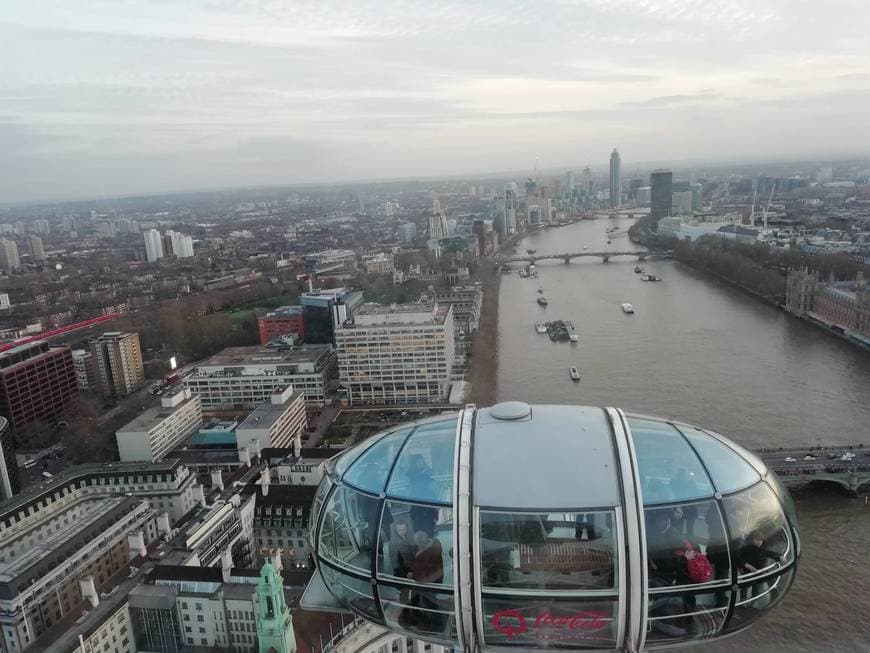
[609,148,621,208]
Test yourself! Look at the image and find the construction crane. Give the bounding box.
[762,183,776,231]
[748,182,758,225]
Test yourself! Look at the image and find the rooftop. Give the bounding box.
[199,344,332,368]
[237,390,304,431]
[346,303,450,327]
[262,305,304,318]
[0,459,184,519]
[116,390,199,434]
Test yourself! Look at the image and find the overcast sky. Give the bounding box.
[2,0,870,203]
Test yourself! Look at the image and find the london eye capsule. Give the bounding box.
[301,403,799,651]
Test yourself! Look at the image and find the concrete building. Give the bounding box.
[183,345,337,408]
[166,230,194,258]
[336,303,455,405]
[0,293,10,311]
[637,186,651,205]
[26,235,45,262]
[258,305,305,345]
[0,239,21,272]
[116,388,203,462]
[71,348,93,390]
[301,287,364,344]
[266,446,334,486]
[143,229,164,263]
[363,252,395,275]
[88,331,145,397]
[0,341,78,434]
[303,249,357,276]
[609,148,621,208]
[161,494,256,568]
[650,169,673,225]
[418,285,482,370]
[235,386,307,451]
[397,222,417,242]
[0,472,158,651]
[32,219,50,235]
[0,417,15,500]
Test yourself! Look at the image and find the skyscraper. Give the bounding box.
[143,228,164,262]
[609,148,621,208]
[0,239,20,272]
[88,331,145,397]
[650,169,674,225]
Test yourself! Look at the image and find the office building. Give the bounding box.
[650,169,674,225]
[609,148,621,208]
[143,229,164,263]
[258,305,305,345]
[636,186,651,205]
[397,222,417,242]
[0,293,10,311]
[71,348,94,390]
[335,303,455,405]
[32,219,50,235]
[251,484,315,570]
[300,287,364,344]
[418,285,482,369]
[235,386,307,451]
[0,341,78,434]
[362,252,395,274]
[116,388,203,462]
[0,472,158,650]
[184,345,337,408]
[88,331,145,397]
[0,417,15,500]
[26,235,45,262]
[0,239,20,272]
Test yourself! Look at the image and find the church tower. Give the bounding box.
[257,561,296,653]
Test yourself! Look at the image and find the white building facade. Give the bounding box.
[115,388,203,462]
[336,303,455,405]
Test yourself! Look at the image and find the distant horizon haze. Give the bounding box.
[3,0,870,204]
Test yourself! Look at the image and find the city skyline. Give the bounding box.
[3,0,870,203]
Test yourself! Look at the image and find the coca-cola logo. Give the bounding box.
[491,608,610,641]
[491,609,527,638]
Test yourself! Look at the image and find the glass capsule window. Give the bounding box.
[479,510,617,592]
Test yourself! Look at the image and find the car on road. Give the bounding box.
[784,457,796,463]
[840,454,855,461]
[804,455,816,461]
[827,453,839,459]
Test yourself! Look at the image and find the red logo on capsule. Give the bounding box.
[491,609,528,638]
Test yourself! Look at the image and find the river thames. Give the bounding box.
[495,217,870,652]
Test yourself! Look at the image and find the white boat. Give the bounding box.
[569,333,579,342]
[569,366,581,381]
[621,303,634,314]
[534,323,548,334]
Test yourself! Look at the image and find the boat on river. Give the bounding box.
[569,333,579,342]
[641,274,662,282]
[569,366,581,381]
[537,296,549,306]
[621,303,634,314]
[534,322,548,334]
[634,266,644,274]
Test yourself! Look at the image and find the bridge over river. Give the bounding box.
[757,444,870,494]
[498,250,672,264]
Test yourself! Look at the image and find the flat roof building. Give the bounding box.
[0,340,78,435]
[336,303,455,405]
[183,345,337,408]
[88,332,145,397]
[236,386,307,451]
[258,305,305,345]
[115,388,203,462]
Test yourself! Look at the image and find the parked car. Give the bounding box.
[784,457,796,463]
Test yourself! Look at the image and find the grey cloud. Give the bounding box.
[620,92,721,108]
